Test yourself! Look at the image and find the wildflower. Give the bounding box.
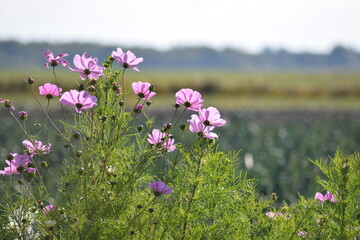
[297,231,308,238]
[132,81,156,100]
[59,90,98,113]
[0,154,35,175]
[188,117,218,139]
[134,104,144,114]
[0,99,15,110]
[39,83,62,99]
[195,107,226,127]
[23,139,51,156]
[147,129,176,152]
[314,191,337,203]
[42,205,55,214]
[149,181,173,196]
[175,88,203,111]
[18,111,28,120]
[111,48,143,72]
[43,50,69,69]
[69,52,105,80]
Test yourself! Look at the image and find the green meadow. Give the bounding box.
[1,70,360,109]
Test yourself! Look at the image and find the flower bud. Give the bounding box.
[87,85,96,92]
[41,161,48,167]
[77,167,84,175]
[89,79,97,85]
[76,151,82,158]
[112,82,120,91]
[18,111,28,120]
[136,125,143,132]
[134,105,143,114]
[146,101,152,106]
[149,85,155,92]
[119,101,124,107]
[100,116,107,122]
[7,154,15,161]
[78,83,85,91]
[27,77,35,85]
[180,124,187,131]
[72,131,80,139]
[174,103,180,108]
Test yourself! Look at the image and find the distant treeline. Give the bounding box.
[1,40,360,71]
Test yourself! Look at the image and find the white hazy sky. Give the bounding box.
[1,0,359,53]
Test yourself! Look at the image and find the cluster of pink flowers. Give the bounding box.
[0,139,51,176]
[174,88,226,139]
[39,48,144,114]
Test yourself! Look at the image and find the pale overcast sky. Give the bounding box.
[0,0,359,53]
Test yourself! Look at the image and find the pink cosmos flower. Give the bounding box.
[147,129,176,152]
[69,52,105,80]
[59,90,98,113]
[175,88,203,111]
[39,83,62,99]
[111,48,143,72]
[23,140,51,156]
[132,81,156,100]
[42,205,56,214]
[188,117,218,139]
[43,50,69,69]
[0,154,35,175]
[149,181,173,196]
[0,99,15,110]
[195,107,226,127]
[314,191,337,203]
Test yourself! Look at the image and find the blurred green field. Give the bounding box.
[1,70,360,110]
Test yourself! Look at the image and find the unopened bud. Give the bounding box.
[77,167,84,175]
[72,131,80,139]
[41,161,48,167]
[78,83,85,91]
[76,151,82,158]
[27,77,35,85]
[137,125,143,132]
[89,79,97,85]
[112,82,120,91]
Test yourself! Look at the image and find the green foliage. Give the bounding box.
[0,52,359,239]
